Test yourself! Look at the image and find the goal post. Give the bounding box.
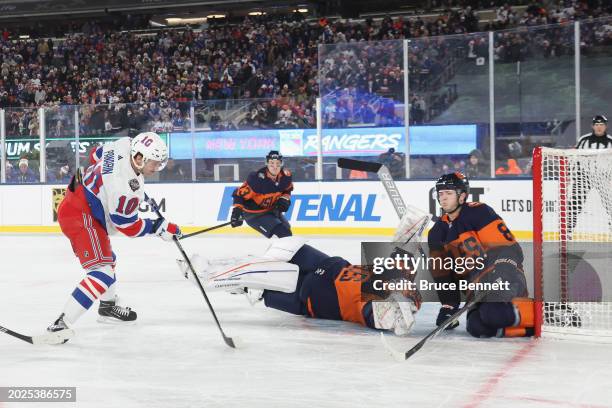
[532,146,612,338]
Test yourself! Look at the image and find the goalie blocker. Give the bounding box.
[178,237,421,336]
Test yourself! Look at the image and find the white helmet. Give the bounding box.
[130,132,168,171]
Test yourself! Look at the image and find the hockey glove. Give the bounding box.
[152,218,182,241]
[436,304,460,330]
[230,207,243,227]
[276,197,291,213]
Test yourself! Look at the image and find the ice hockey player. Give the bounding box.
[177,236,422,336]
[47,132,182,341]
[428,172,535,338]
[230,150,293,238]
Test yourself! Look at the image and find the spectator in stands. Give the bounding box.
[49,164,72,184]
[465,149,488,178]
[495,158,523,176]
[15,158,38,183]
[5,161,14,182]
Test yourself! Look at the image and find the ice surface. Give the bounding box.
[1,235,611,408]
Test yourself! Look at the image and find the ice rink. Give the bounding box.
[1,234,611,408]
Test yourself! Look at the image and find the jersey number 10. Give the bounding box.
[116,196,139,215]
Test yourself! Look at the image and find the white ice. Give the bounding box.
[1,235,611,408]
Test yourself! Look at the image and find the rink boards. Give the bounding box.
[0,179,534,238]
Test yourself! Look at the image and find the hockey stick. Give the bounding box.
[0,325,75,345]
[337,158,406,218]
[145,194,241,349]
[179,222,232,240]
[380,289,489,361]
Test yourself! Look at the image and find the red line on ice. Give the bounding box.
[462,341,606,408]
[461,341,537,408]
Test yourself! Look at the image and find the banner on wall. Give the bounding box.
[4,134,169,161]
[2,180,535,236]
[168,125,478,159]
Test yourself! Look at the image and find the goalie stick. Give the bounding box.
[0,325,75,345]
[337,158,406,218]
[380,289,489,361]
[145,194,241,349]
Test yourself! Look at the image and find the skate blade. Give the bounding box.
[96,316,137,325]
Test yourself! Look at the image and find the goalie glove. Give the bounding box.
[152,218,182,241]
[373,293,419,336]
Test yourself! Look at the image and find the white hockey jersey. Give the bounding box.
[81,137,156,237]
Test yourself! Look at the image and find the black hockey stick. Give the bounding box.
[145,194,241,349]
[0,325,74,345]
[337,158,406,218]
[179,222,232,240]
[381,286,492,361]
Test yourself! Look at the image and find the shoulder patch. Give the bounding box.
[258,172,265,179]
[129,178,140,192]
[283,169,292,177]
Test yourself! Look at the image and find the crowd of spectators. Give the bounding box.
[0,1,610,182]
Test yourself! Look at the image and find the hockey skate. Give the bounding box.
[46,313,73,344]
[97,296,137,324]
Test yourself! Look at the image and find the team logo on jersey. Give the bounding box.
[315,268,325,275]
[258,172,265,179]
[129,178,140,192]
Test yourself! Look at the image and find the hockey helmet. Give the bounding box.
[266,150,283,163]
[593,115,608,125]
[435,172,470,196]
[131,132,168,171]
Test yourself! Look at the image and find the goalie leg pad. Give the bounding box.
[263,236,308,261]
[207,259,300,294]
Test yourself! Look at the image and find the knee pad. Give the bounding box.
[466,309,499,338]
[478,302,517,329]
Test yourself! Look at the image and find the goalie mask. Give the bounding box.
[131,132,168,172]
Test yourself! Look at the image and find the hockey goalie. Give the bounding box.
[177,207,430,336]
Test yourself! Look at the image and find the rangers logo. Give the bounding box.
[129,178,140,192]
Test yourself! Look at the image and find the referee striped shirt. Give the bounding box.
[576,133,612,149]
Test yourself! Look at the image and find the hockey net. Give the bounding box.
[533,147,612,338]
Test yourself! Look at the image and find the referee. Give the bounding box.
[576,115,612,149]
[570,114,612,232]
